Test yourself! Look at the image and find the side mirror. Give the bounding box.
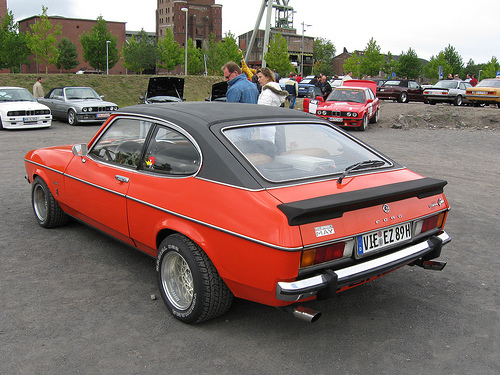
[366,99,373,103]
[316,96,324,102]
[72,144,88,157]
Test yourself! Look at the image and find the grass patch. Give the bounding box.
[0,74,224,108]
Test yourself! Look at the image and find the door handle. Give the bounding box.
[115,175,129,183]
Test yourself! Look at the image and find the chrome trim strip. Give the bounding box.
[24,159,64,175]
[276,231,451,301]
[126,194,303,252]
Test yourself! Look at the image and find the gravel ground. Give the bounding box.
[371,101,499,131]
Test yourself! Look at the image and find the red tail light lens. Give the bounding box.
[301,242,348,268]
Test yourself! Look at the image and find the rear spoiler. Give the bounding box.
[277,177,447,226]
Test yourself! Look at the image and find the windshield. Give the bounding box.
[64,87,100,100]
[326,88,365,103]
[476,79,500,88]
[0,88,36,102]
[224,123,388,183]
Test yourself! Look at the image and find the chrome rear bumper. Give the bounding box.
[276,231,451,301]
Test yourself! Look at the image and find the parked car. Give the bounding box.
[25,102,451,324]
[423,80,472,106]
[465,78,500,107]
[205,81,227,102]
[298,75,316,97]
[38,87,118,125]
[370,78,387,87]
[303,80,380,131]
[0,86,51,129]
[377,79,425,103]
[140,77,185,104]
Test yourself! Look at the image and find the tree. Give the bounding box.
[157,28,183,73]
[481,56,499,79]
[122,29,157,74]
[186,38,204,75]
[395,48,422,79]
[443,44,463,76]
[55,38,79,72]
[359,38,384,77]
[263,33,292,78]
[25,6,61,74]
[313,38,336,76]
[343,54,361,78]
[423,52,452,82]
[0,10,30,72]
[80,16,119,72]
[381,52,397,78]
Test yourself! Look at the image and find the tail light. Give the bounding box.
[300,240,354,268]
[413,212,446,237]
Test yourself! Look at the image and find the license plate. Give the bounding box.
[96,113,110,118]
[329,117,343,122]
[23,116,38,122]
[356,223,412,257]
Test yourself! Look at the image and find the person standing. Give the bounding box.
[284,73,299,109]
[33,77,44,98]
[222,61,259,104]
[256,67,289,142]
[316,75,332,100]
[256,67,288,107]
[341,71,353,84]
[470,74,478,87]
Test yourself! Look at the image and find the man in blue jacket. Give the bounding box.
[222,61,259,104]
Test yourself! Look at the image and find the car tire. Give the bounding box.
[358,114,368,131]
[31,176,69,228]
[67,109,78,125]
[454,95,463,106]
[398,92,408,103]
[429,100,436,105]
[369,108,379,124]
[157,233,233,324]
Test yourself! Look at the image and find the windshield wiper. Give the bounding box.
[337,160,386,184]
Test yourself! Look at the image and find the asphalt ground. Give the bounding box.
[1,111,498,374]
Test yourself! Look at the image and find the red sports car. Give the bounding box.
[25,102,451,324]
[303,80,380,130]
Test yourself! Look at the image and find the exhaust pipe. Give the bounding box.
[422,260,447,271]
[281,305,322,322]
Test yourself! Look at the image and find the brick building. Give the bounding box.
[18,16,127,74]
[0,0,6,18]
[157,0,222,48]
[238,29,314,74]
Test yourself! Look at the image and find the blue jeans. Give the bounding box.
[288,95,296,109]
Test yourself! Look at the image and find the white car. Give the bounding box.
[423,80,472,106]
[0,87,52,129]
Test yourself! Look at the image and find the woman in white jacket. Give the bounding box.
[256,68,289,107]
[255,68,289,142]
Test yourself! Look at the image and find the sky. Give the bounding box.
[10,0,499,64]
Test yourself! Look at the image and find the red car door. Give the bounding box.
[63,156,135,245]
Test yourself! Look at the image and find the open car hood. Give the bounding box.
[145,77,184,101]
[208,81,227,101]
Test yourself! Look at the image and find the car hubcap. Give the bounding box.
[33,185,47,221]
[161,252,193,310]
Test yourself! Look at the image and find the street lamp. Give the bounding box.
[106,40,110,75]
[300,22,312,76]
[181,7,188,75]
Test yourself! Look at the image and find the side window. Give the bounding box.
[142,125,201,175]
[89,118,153,168]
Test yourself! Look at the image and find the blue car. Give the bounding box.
[298,75,316,97]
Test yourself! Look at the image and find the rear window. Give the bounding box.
[224,123,389,183]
